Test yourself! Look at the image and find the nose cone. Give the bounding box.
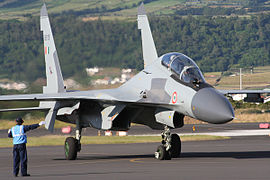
[191,88,234,124]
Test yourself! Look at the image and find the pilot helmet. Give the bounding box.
[170,55,176,61]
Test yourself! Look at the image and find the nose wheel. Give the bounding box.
[155,126,181,160]
[155,145,171,160]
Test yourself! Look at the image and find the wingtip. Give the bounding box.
[40,3,48,17]
[138,2,146,15]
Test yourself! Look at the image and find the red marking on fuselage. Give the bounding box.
[172,92,177,104]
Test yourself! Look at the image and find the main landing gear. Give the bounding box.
[64,119,82,160]
[155,125,181,160]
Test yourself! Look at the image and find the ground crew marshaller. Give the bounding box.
[8,117,45,177]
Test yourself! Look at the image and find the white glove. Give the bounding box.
[39,121,46,126]
[8,129,11,134]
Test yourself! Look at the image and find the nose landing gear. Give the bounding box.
[155,125,181,160]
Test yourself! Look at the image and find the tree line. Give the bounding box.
[1,13,270,82]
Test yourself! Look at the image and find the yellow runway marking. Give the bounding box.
[129,158,144,163]
[129,158,180,164]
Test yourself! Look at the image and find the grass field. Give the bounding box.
[0,0,186,20]
[204,66,270,90]
[1,0,268,20]
[0,135,229,148]
[1,110,270,131]
[0,119,75,130]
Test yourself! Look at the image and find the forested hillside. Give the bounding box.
[1,13,270,82]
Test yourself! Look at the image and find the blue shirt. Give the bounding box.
[11,125,27,144]
[8,124,40,145]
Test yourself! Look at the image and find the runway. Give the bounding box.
[1,122,269,138]
[0,136,270,179]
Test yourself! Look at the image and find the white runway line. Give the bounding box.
[134,129,270,137]
[186,129,270,137]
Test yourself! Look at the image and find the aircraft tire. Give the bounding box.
[65,137,78,160]
[171,134,181,158]
[164,150,172,160]
[155,145,166,160]
[155,145,171,160]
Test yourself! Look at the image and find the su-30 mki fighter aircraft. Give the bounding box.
[0,3,268,160]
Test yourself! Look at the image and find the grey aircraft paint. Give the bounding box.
[191,88,234,124]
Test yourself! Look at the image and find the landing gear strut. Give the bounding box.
[155,125,181,160]
[64,117,82,160]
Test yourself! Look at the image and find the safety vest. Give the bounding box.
[11,125,27,145]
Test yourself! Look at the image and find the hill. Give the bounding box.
[1,0,270,20]
[2,13,270,82]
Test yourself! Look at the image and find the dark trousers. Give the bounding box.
[13,143,27,176]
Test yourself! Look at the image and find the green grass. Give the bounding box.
[0,119,75,130]
[0,135,229,148]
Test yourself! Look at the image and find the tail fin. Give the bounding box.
[40,4,65,132]
[40,4,65,94]
[137,3,158,68]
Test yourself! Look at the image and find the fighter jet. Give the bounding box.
[0,3,267,160]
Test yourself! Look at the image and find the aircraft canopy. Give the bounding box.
[161,53,205,84]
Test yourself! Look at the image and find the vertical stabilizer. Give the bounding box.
[137,3,158,68]
[40,4,64,132]
[40,4,65,94]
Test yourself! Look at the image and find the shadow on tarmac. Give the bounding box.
[53,154,154,161]
[181,151,270,159]
[53,151,270,161]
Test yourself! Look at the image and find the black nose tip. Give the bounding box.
[191,88,234,124]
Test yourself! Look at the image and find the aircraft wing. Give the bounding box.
[0,88,173,108]
[218,89,270,103]
[218,89,270,95]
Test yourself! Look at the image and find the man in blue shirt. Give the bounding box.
[8,117,45,177]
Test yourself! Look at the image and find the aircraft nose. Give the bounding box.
[191,87,234,124]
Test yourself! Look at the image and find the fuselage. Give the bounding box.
[121,52,234,124]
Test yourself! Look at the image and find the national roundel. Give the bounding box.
[172,92,177,104]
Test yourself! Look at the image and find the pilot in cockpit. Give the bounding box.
[161,53,205,85]
[168,55,176,69]
[181,66,192,83]
[181,66,201,85]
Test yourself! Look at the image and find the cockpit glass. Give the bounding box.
[180,66,203,83]
[161,53,205,84]
[161,53,181,68]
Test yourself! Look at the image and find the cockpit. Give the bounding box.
[161,53,205,84]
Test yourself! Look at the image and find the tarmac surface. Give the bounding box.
[0,136,270,180]
[0,122,268,138]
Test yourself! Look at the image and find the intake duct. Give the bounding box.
[155,108,184,128]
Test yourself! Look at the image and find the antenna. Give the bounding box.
[240,68,242,90]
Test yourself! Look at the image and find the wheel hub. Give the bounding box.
[155,151,160,159]
[65,142,69,157]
